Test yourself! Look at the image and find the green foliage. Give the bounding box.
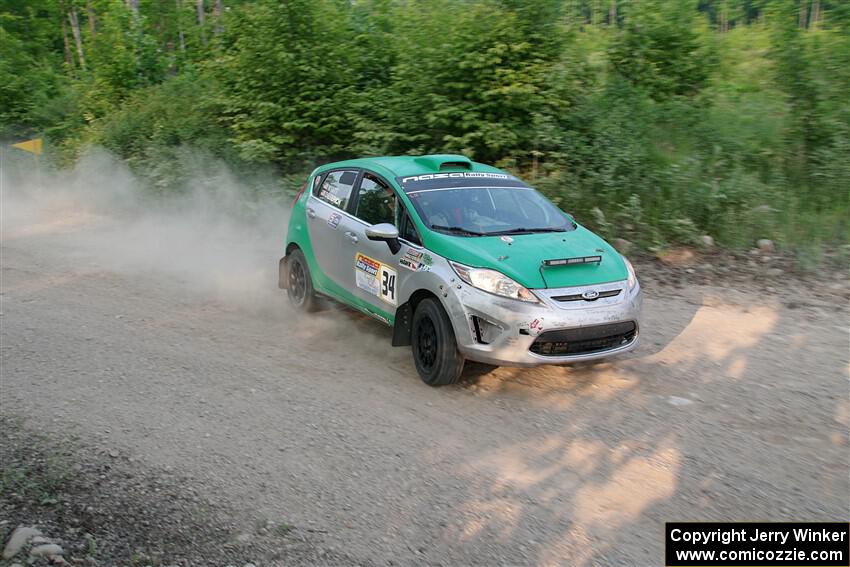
[1,0,848,263]
[0,1,65,137]
[88,72,223,157]
[85,1,166,97]
[609,0,717,100]
[376,0,565,162]
[210,0,364,166]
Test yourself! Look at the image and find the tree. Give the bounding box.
[210,0,362,165]
[609,0,716,100]
[0,0,65,136]
[378,0,565,164]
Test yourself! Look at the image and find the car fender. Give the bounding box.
[392,250,472,347]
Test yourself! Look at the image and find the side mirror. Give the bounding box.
[365,223,402,254]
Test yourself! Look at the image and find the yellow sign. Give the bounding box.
[12,138,42,155]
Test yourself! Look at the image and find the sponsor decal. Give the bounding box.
[355,253,381,296]
[401,172,514,184]
[528,318,545,337]
[327,212,341,229]
[399,249,423,272]
[421,253,433,266]
[355,253,380,276]
[319,189,342,206]
[354,253,397,306]
[399,257,419,272]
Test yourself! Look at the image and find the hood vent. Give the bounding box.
[439,160,472,170]
[413,154,472,171]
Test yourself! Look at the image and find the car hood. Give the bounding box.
[424,225,628,289]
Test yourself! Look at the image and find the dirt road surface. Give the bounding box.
[2,175,848,565]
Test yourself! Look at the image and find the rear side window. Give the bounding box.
[316,170,358,210]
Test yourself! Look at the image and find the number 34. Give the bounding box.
[380,267,396,305]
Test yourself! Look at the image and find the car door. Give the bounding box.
[305,169,361,293]
[337,171,414,316]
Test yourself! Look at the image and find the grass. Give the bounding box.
[274,521,293,537]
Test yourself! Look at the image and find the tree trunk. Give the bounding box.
[196,0,206,44]
[86,0,96,36]
[608,0,616,27]
[809,0,820,29]
[59,0,73,66]
[176,0,186,52]
[68,8,86,69]
[213,0,223,35]
[798,0,807,28]
[127,0,140,17]
[158,0,166,40]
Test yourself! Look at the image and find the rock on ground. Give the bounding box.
[3,526,42,559]
[757,238,775,253]
[29,543,64,557]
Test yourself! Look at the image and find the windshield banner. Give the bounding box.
[397,172,529,192]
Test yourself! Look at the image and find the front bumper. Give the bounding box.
[445,279,642,367]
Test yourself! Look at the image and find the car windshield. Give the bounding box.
[406,186,574,237]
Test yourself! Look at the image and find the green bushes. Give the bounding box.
[608,0,717,100]
[2,0,848,263]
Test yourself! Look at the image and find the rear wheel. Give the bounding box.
[412,298,464,386]
[286,249,319,312]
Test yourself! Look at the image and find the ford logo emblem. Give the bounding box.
[582,290,600,300]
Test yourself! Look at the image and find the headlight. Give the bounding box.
[450,261,538,303]
[623,256,637,290]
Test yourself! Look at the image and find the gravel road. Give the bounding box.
[2,169,848,566]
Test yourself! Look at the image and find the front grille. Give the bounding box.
[551,289,622,302]
[529,321,636,356]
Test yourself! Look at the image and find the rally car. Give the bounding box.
[279,155,642,386]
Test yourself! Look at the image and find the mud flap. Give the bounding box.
[391,302,412,346]
[278,257,287,289]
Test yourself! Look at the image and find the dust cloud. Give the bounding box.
[1,149,292,310]
[2,146,411,380]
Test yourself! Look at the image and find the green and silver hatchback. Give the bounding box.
[280,154,641,386]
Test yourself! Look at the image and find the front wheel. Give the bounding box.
[411,298,465,386]
[286,249,319,312]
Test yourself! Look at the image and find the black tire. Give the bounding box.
[286,249,319,312]
[411,298,465,386]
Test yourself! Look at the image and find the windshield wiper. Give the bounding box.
[430,224,487,236]
[487,227,568,235]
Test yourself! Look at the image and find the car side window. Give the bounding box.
[354,173,396,226]
[400,212,422,245]
[316,170,358,210]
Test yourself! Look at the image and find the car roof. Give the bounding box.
[313,154,507,180]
